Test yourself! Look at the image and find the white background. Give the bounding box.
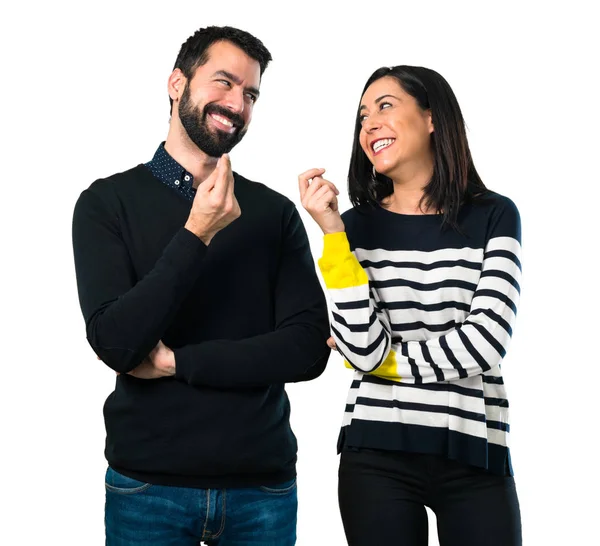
[1,1,598,544]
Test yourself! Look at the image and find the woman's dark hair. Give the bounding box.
[348,65,486,229]
[169,26,272,111]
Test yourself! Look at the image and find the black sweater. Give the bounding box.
[72,164,330,488]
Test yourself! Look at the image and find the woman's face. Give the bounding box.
[359,76,434,178]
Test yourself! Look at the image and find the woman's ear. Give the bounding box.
[426,109,434,134]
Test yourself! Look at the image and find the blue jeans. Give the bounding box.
[105,467,297,545]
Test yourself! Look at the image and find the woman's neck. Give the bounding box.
[383,157,436,215]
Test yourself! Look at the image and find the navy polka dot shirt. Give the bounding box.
[145,142,196,202]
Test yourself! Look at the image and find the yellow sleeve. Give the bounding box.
[344,351,401,382]
[318,232,369,289]
[319,232,401,382]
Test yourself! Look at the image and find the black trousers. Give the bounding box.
[338,449,522,546]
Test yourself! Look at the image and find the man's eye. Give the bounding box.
[246,93,257,103]
[218,80,231,87]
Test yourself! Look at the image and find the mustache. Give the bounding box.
[204,104,245,130]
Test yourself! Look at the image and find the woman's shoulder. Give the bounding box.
[464,189,521,241]
[341,204,383,237]
[341,203,376,223]
[468,189,519,215]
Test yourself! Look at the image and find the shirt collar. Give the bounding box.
[145,142,196,201]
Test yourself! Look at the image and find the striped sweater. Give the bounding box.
[318,192,521,475]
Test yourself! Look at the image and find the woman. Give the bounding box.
[299,66,522,546]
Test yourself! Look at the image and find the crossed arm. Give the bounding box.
[319,203,522,384]
[73,166,329,387]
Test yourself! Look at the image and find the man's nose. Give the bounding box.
[223,88,245,115]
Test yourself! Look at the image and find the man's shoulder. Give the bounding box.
[74,164,153,217]
[80,164,155,209]
[87,164,149,195]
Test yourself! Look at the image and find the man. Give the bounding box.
[72,26,330,545]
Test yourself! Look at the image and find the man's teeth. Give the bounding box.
[373,138,394,152]
[212,114,233,127]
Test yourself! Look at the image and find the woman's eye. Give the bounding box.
[359,114,368,123]
[380,102,392,111]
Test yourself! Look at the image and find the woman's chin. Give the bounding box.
[375,166,393,178]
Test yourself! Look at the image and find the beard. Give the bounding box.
[178,84,247,157]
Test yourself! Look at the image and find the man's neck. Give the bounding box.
[164,124,218,188]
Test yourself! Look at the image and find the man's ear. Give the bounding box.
[168,68,186,104]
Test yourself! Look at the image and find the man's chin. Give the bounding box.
[210,136,243,155]
[197,142,234,158]
[190,126,244,156]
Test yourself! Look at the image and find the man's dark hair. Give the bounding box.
[348,65,487,230]
[170,26,272,111]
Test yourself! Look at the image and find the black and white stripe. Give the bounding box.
[325,194,521,475]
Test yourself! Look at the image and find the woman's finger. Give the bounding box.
[298,168,326,199]
[308,184,338,212]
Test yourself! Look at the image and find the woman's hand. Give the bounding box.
[298,168,345,234]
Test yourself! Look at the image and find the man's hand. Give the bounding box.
[98,340,176,379]
[128,340,176,379]
[327,336,337,351]
[185,153,241,245]
[298,168,345,235]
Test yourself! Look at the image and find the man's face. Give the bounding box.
[178,41,261,157]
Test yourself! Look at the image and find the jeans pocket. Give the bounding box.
[105,466,153,495]
[258,477,297,495]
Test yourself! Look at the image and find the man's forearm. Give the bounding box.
[73,190,209,373]
[174,320,330,389]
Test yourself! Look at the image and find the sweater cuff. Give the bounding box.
[174,345,194,384]
[162,227,208,280]
[318,232,368,290]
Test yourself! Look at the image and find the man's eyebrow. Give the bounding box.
[359,94,399,111]
[213,70,260,98]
